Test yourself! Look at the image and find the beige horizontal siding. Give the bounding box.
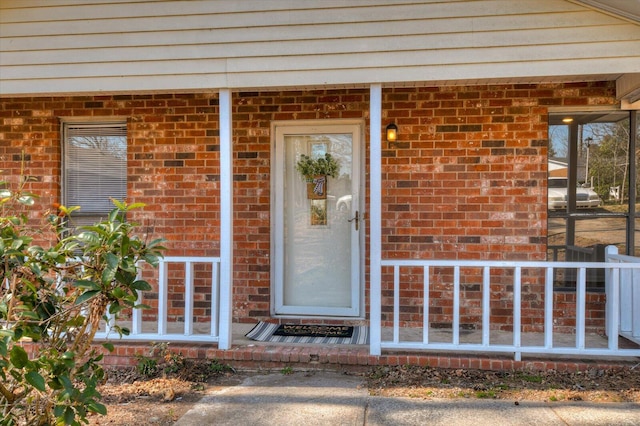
[0,11,626,54]
[4,39,637,79]
[0,0,585,32]
[1,0,638,96]
[4,23,638,66]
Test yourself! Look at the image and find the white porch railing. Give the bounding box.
[94,256,225,344]
[92,251,640,361]
[374,246,640,360]
[606,246,640,346]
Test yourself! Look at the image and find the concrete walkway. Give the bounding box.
[174,371,640,426]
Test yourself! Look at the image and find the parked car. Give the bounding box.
[548,178,601,210]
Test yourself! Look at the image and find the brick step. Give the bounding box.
[99,342,639,373]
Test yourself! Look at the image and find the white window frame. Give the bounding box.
[61,118,128,227]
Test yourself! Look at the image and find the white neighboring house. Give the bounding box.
[548,177,602,210]
[548,159,568,178]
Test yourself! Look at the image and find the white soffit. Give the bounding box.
[617,73,640,107]
[572,0,640,23]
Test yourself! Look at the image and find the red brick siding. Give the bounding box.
[0,82,617,331]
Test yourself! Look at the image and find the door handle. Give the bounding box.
[348,210,359,231]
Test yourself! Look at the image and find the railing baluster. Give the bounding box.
[132,266,142,336]
[632,268,640,338]
[576,267,586,350]
[605,245,617,339]
[513,267,521,361]
[608,264,620,350]
[453,266,460,345]
[423,265,429,344]
[393,265,400,344]
[184,261,194,336]
[544,266,554,349]
[620,268,632,333]
[482,266,490,346]
[211,261,219,338]
[157,260,168,336]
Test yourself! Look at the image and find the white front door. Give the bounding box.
[273,121,362,317]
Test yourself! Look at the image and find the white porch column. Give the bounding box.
[218,89,233,350]
[369,84,382,355]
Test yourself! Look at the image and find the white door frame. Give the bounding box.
[271,119,365,317]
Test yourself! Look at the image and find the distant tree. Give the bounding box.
[586,120,631,202]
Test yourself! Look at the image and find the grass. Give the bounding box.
[208,359,231,374]
[517,373,543,383]
[475,390,497,399]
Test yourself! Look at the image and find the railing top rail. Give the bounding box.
[605,253,640,263]
[158,256,221,262]
[380,259,640,268]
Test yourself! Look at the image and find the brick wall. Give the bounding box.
[378,82,615,330]
[0,94,223,325]
[0,82,617,331]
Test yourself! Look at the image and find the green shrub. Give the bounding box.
[0,173,164,425]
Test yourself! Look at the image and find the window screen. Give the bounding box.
[63,122,127,226]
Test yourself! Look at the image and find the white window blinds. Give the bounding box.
[63,122,127,223]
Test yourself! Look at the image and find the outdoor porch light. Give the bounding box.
[386,123,398,142]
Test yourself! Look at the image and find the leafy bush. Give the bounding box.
[0,174,164,425]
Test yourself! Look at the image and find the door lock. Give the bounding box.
[348,210,359,231]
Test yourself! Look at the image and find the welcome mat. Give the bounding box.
[245,321,369,345]
[274,324,353,338]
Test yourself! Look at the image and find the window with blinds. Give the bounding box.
[63,121,127,227]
